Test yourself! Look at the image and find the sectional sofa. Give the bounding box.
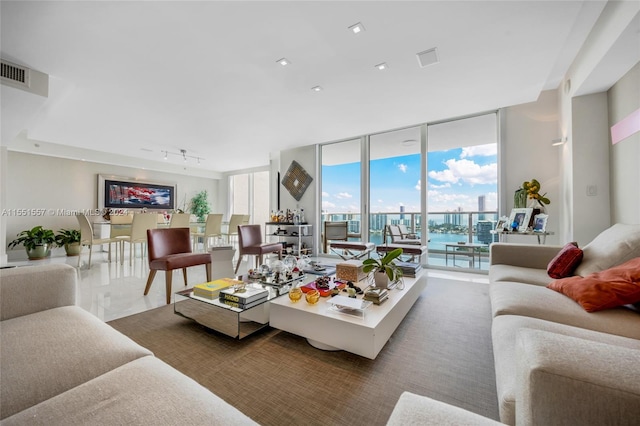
[0,263,257,425]
[389,223,640,425]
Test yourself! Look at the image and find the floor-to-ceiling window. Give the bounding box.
[426,112,498,269]
[319,112,498,271]
[320,138,361,254]
[369,126,422,246]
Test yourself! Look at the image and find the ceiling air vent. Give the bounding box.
[1,60,30,88]
[416,47,439,68]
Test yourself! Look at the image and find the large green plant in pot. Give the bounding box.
[362,247,403,289]
[190,190,211,222]
[8,226,56,259]
[55,228,82,256]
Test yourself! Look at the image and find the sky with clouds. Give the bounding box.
[322,143,497,214]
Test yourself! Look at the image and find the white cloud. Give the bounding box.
[427,190,472,212]
[322,200,336,209]
[336,192,353,199]
[460,143,497,158]
[429,159,496,186]
[415,180,421,191]
[322,191,329,198]
[429,182,451,189]
[398,163,407,173]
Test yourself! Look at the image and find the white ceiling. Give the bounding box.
[0,1,634,175]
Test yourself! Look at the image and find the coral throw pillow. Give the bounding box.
[547,257,640,312]
[547,242,583,279]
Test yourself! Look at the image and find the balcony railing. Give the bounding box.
[321,210,499,271]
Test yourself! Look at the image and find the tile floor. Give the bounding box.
[5,249,489,322]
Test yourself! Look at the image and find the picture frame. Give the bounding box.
[98,175,176,210]
[495,216,510,232]
[532,214,549,232]
[508,208,533,232]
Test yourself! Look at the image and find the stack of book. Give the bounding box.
[395,261,422,277]
[193,278,244,300]
[219,285,269,309]
[363,288,389,305]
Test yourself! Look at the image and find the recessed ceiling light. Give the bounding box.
[401,139,417,146]
[375,62,388,70]
[348,22,365,34]
[276,58,290,66]
[311,86,323,92]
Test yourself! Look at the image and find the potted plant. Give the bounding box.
[55,228,82,256]
[362,247,404,289]
[190,190,211,222]
[8,226,56,259]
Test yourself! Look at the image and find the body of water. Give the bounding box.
[369,232,484,251]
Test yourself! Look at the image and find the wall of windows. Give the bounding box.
[320,112,498,271]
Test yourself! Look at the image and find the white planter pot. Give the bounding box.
[374,271,390,289]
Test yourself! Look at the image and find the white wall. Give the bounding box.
[3,151,219,261]
[571,93,611,245]
[276,145,317,250]
[501,90,561,245]
[608,61,640,225]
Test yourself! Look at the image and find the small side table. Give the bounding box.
[444,243,488,268]
[490,230,554,244]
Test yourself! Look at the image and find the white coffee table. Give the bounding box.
[269,273,427,359]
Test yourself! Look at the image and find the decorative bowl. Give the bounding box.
[305,289,320,304]
[289,287,303,303]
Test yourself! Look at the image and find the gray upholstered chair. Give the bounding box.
[235,224,282,273]
[323,221,349,253]
[144,227,212,304]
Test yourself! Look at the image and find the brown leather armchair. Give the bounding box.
[235,224,282,273]
[144,228,211,304]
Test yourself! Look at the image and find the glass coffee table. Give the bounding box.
[174,277,304,339]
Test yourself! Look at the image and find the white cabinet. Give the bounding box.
[265,222,313,256]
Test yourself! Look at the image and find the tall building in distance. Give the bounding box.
[478,195,486,220]
[399,205,405,220]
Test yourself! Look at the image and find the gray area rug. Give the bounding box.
[108,277,499,425]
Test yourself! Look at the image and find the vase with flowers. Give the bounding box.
[514,179,550,210]
[523,179,550,211]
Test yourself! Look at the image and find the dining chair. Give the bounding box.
[120,213,158,265]
[235,224,282,274]
[109,213,133,263]
[76,214,120,269]
[144,227,212,304]
[224,214,250,246]
[191,213,223,252]
[169,213,191,228]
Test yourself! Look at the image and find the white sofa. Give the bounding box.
[0,263,258,425]
[388,224,640,425]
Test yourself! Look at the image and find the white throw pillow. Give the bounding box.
[574,223,640,277]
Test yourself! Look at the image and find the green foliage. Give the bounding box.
[362,247,404,281]
[514,188,527,208]
[190,190,211,222]
[55,229,81,247]
[8,226,56,250]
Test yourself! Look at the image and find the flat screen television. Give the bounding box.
[103,178,175,210]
